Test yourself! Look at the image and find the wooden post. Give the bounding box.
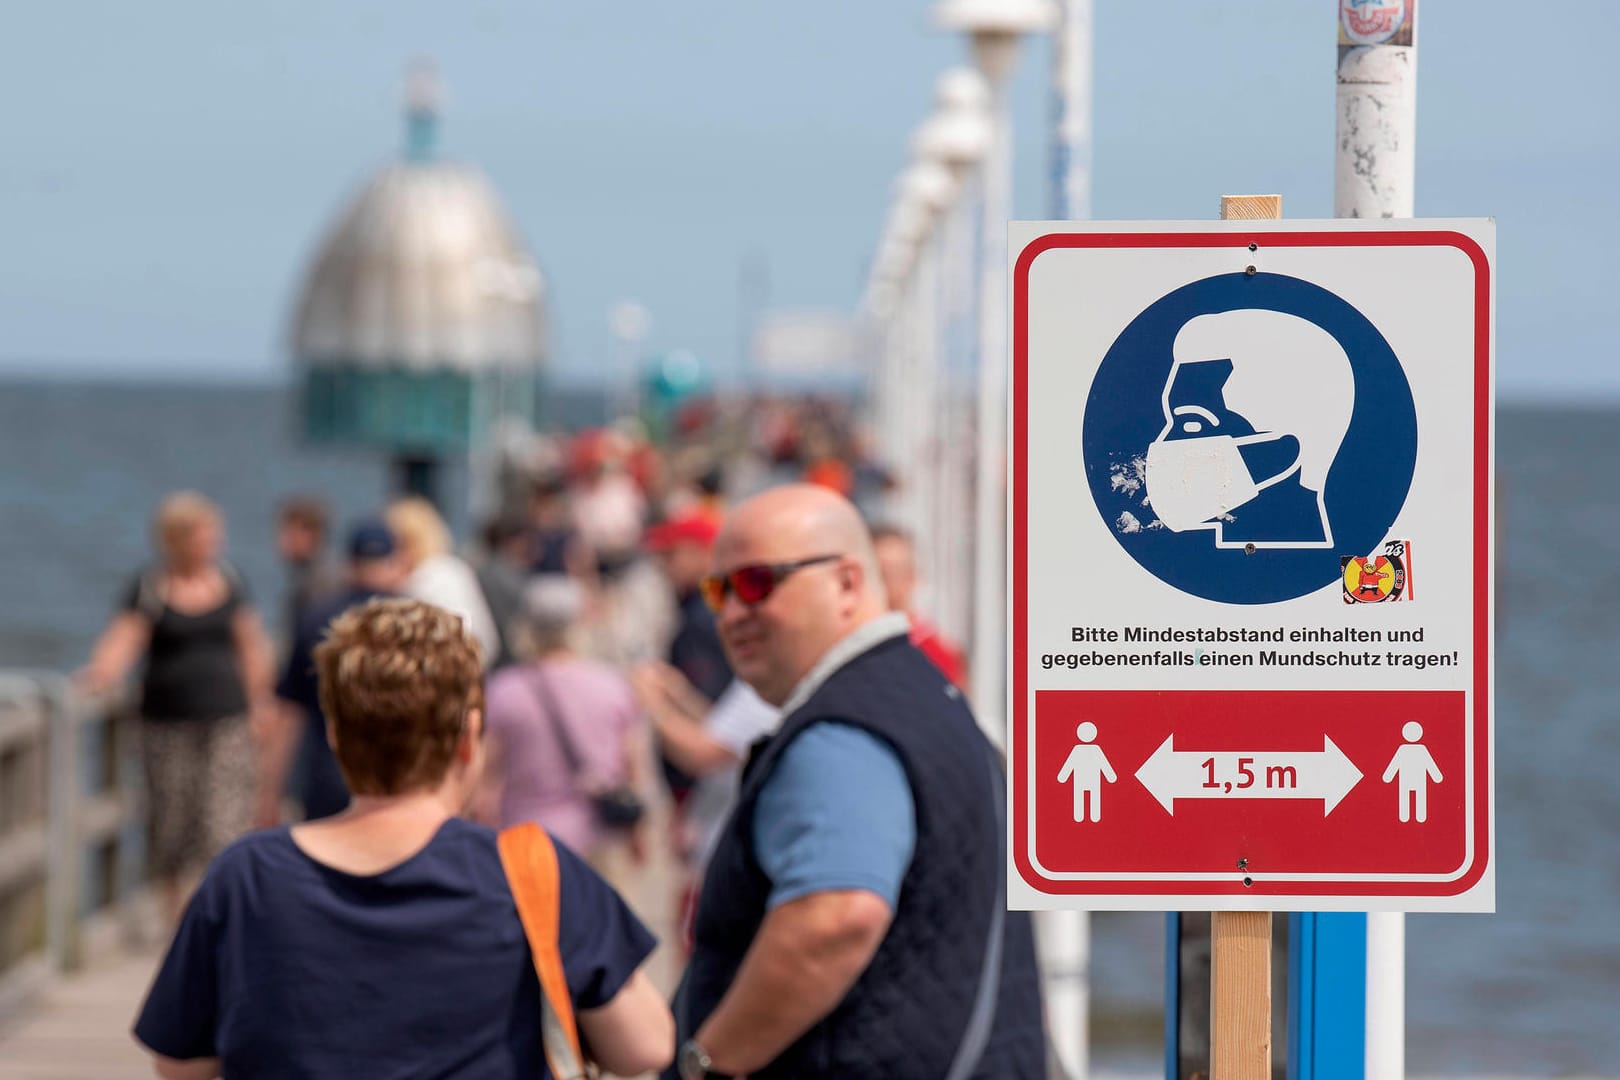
[1219,194,1282,221]
[1210,910,1272,1078]
[1208,191,1281,1080]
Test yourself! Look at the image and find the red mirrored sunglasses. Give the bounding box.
[699,554,842,613]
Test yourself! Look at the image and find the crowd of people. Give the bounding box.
[82,400,1042,1079]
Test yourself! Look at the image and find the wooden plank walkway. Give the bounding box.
[0,948,161,1080]
[0,957,1572,1080]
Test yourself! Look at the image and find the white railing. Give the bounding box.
[0,672,149,1018]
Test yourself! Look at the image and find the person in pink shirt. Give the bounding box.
[479,577,649,864]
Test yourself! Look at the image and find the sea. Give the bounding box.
[0,378,1615,1076]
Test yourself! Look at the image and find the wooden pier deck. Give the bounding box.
[0,947,160,1080]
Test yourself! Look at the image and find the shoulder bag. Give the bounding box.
[529,668,646,828]
[498,822,596,1080]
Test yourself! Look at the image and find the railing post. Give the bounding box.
[42,676,82,973]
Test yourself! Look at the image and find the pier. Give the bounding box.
[0,674,161,1074]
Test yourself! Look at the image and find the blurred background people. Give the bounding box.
[472,509,534,670]
[78,491,274,920]
[273,494,339,636]
[645,512,731,707]
[527,471,592,580]
[386,496,501,665]
[479,577,651,877]
[632,665,778,952]
[871,522,967,690]
[134,598,673,1079]
[569,427,647,578]
[641,511,729,812]
[265,517,405,824]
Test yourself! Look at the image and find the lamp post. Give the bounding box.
[892,160,958,623]
[608,301,649,422]
[911,68,991,651]
[1336,7,1419,1078]
[1051,0,1093,220]
[935,0,1055,749]
[935,9,1091,1080]
[871,199,927,496]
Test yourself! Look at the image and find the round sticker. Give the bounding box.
[1340,0,1408,45]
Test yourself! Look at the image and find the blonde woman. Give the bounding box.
[133,599,672,1080]
[79,492,274,919]
[386,497,501,666]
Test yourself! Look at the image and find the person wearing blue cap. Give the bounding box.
[261,517,406,824]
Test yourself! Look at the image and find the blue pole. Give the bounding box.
[1288,913,1367,1080]
[1163,913,1180,1080]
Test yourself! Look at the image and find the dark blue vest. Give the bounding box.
[676,633,1046,1078]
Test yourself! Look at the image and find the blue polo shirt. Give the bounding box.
[752,722,918,910]
[133,818,654,1079]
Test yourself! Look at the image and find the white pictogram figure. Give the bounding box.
[1057,721,1117,823]
[1381,721,1443,823]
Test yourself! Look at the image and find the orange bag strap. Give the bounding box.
[498,823,589,1080]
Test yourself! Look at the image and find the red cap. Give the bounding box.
[643,512,721,552]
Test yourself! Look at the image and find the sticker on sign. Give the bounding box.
[1008,219,1494,912]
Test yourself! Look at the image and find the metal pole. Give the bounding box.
[871,297,900,488]
[1046,5,1095,1076]
[609,301,649,422]
[900,260,925,535]
[1336,4,1418,1075]
[1365,910,1405,1079]
[1038,907,1092,1079]
[934,194,971,649]
[1335,1,1417,218]
[970,75,1011,750]
[911,235,942,617]
[889,268,917,523]
[1050,0,1093,221]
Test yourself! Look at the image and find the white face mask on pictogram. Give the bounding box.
[1144,432,1294,532]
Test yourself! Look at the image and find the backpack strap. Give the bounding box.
[498,822,590,1080]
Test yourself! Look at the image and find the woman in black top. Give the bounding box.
[80,491,275,920]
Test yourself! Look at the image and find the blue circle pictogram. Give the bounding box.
[1082,272,1417,604]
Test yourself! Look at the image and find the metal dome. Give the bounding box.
[290,161,546,372]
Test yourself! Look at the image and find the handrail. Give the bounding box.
[0,671,148,1014]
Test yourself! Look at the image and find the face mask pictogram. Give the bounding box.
[1144,429,1299,533]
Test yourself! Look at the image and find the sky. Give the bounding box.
[0,1,1615,400]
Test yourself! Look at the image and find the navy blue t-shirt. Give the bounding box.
[133,818,656,1079]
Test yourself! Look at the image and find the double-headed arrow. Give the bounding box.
[1134,735,1363,816]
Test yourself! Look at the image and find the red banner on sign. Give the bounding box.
[1026,689,1467,888]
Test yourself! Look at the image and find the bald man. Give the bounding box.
[669,485,1044,1080]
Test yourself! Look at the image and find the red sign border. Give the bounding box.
[1010,228,1492,899]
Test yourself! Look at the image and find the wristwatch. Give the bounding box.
[677,1038,733,1079]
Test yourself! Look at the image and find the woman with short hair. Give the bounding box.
[132,598,674,1080]
[79,491,274,921]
